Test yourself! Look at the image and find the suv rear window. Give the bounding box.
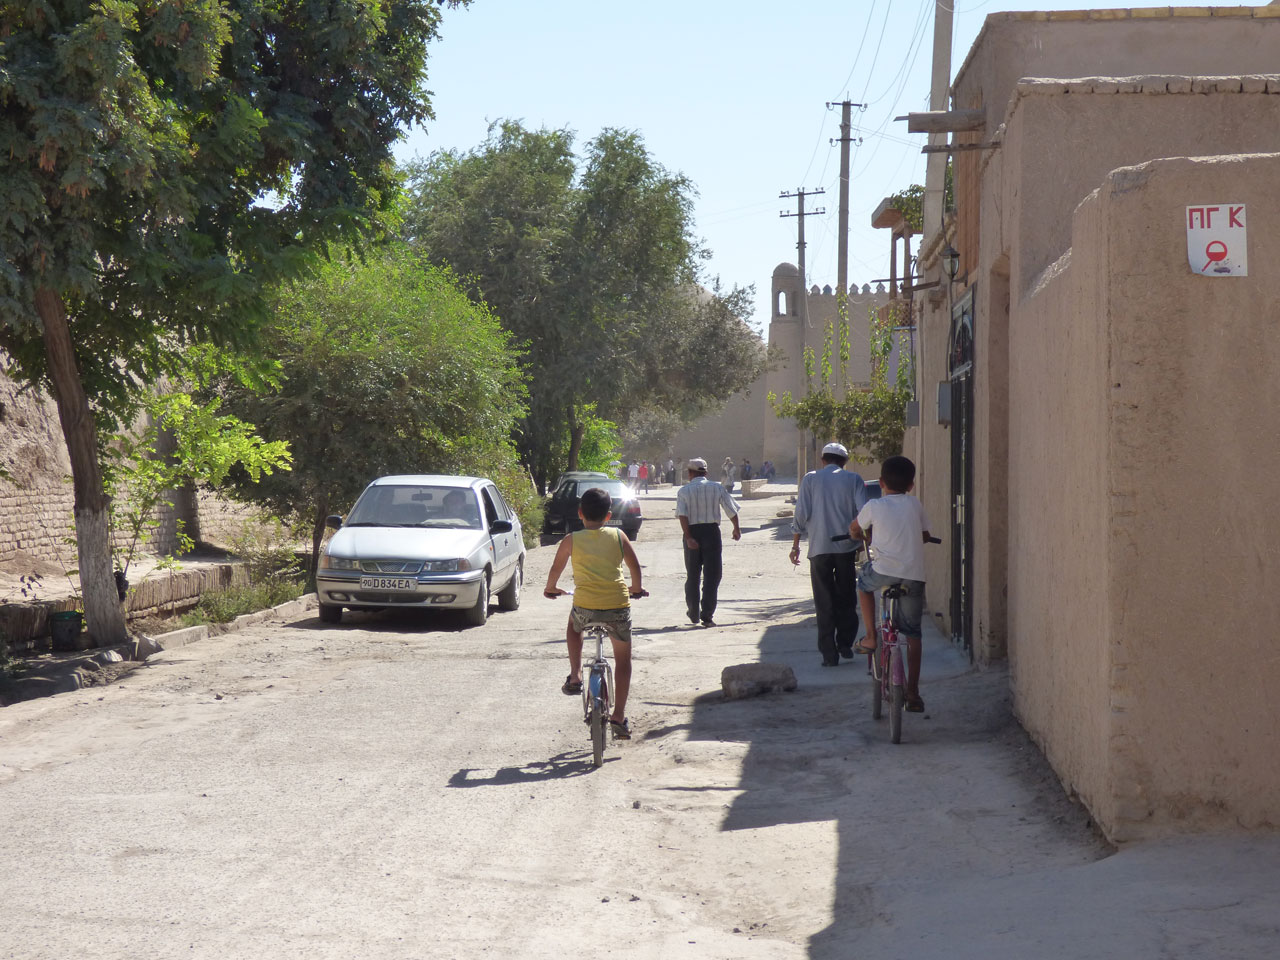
[576,480,629,498]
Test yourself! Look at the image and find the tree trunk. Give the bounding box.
[308,501,329,593]
[34,287,129,646]
[565,405,586,472]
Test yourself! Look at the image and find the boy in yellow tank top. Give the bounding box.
[543,488,644,739]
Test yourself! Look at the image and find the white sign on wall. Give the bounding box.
[1186,204,1247,277]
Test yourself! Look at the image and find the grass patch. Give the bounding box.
[178,579,307,626]
[0,645,25,680]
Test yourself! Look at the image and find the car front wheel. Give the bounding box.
[497,558,522,611]
[465,576,490,626]
[318,603,343,624]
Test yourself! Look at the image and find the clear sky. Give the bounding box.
[395,1,1211,332]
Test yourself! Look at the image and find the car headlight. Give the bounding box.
[321,555,361,570]
[423,559,472,572]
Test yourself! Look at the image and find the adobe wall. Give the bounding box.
[0,365,264,580]
[1010,78,1280,296]
[956,8,1280,132]
[1012,153,1280,841]
[953,77,1280,662]
[1102,153,1280,837]
[1005,184,1113,833]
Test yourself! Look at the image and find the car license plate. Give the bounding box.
[359,576,416,591]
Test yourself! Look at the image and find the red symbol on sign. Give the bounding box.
[1202,241,1229,273]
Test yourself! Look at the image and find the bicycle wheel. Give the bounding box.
[590,696,606,767]
[889,647,905,744]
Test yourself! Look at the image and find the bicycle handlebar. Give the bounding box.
[543,588,649,599]
[830,533,942,543]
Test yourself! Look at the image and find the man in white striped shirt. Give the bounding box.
[676,458,742,627]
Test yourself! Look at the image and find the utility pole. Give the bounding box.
[827,100,865,302]
[779,187,826,328]
[780,187,825,480]
[923,0,954,240]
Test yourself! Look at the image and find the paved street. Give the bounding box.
[2,486,1276,959]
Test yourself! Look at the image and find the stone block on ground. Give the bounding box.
[721,662,798,699]
[128,634,165,661]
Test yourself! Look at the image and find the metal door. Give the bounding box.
[949,287,975,658]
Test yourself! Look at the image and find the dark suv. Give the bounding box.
[543,472,644,540]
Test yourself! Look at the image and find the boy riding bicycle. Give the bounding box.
[849,456,932,713]
[543,487,644,740]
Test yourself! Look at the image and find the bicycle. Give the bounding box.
[865,536,941,744]
[543,588,647,768]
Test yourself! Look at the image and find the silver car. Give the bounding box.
[316,475,525,627]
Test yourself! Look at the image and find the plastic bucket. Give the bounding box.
[50,610,87,651]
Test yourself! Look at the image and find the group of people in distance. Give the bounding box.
[624,459,675,492]
[717,456,776,492]
[545,445,931,741]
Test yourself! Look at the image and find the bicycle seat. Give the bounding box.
[882,584,908,600]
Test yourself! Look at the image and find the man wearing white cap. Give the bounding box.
[676,457,742,627]
[790,441,869,666]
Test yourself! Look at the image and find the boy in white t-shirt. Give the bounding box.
[848,456,932,712]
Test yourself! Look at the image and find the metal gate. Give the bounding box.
[949,287,975,658]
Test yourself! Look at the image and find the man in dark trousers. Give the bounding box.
[677,457,742,627]
[789,442,869,666]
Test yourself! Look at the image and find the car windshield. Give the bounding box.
[575,480,631,499]
[346,485,482,530]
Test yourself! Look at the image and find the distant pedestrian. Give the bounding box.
[677,457,742,627]
[789,442,868,666]
[721,456,737,493]
[666,458,675,484]
[628,460,639,486]
[638,461,649,492]
[761,460,776,481]
[741,458,753,481]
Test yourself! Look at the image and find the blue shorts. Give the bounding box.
[857,563,926,638]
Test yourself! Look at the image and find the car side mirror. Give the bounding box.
[325,514,343,530]
[489,519,513,534]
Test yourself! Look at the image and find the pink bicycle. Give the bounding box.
[866,536,940,744]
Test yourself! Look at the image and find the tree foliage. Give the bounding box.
[103,392,292,577]
[207,247,533,575]
[0,0,466,642]
[402,121,765,489]
[1,0,464,410]
[770,303,915,464]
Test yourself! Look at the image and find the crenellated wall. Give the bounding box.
[672,268,891,479]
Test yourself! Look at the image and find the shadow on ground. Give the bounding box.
[683,597,1109,958]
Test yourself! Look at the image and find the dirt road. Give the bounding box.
[0,487,1111,958]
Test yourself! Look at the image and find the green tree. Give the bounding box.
[208,248,531,577]
[103,391,292,578]
[0,0,465,643]
[403,121,765,489]
[770,303,915,464]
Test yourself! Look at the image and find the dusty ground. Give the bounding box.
[2,486,1275,958]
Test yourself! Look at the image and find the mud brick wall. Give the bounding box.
[0,365,233,565]
[0,374,79,566]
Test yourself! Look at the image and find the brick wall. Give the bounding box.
[0,363,269,571]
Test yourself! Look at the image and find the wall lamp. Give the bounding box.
[942,244,961,282]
